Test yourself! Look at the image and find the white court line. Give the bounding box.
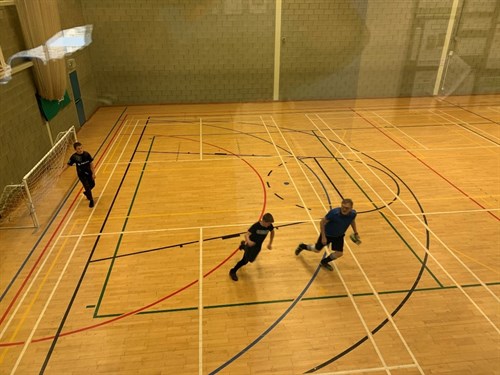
[8,120,141,374]
[59,219,315,238]
[198,227,203,375]
[431,109,500,145]
[200,118,203,161]
[487,106,500,115]
[99,143,497,165]
[267,115,425,374]
[59,208,500,241]
[301,110,457,120]
[147,115,264,121]
[100,155,284,166]
[0,117,130,341]
[358,144,499,154]
[397,208,500,216]
[262,116,404,375]
[310,112,500,330]
[321,363,418,375]
[371,111,429,150]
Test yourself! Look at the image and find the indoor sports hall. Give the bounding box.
[0,1,499,374]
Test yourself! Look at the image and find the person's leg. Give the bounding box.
[230,245,261,281]
[81,176,95,207]
[295,234,324,255]
[233,257,249,272]
[230,255,249,281]
[320,236,344,271]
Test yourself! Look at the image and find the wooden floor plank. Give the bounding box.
[1,96,499,374]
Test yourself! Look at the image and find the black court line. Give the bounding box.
[209,122,433,373]
[455,122,500,145]
[40,115,150,373]
[304,129,434,373]
[0,108,128,304]
[89,222,304,264]
[440,97,500,125]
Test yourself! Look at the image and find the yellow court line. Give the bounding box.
[0,226,74,364]
[64,198,500,228]
[449,247,500,274]
[101,119,140,174]
[63,207,271,230]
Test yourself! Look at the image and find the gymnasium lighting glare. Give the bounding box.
[0,24,93,84]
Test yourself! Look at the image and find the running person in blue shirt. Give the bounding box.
[230,213,275,281]
[295,199,359,271]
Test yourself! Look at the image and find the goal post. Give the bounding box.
[0,126,77,229]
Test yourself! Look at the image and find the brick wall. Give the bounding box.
[0,1,96,190]
[1,0,499,193]
[81,0,498,102]
[81,0,275,104]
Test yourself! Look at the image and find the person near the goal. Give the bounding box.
[66,142,96,208]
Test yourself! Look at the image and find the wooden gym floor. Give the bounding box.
[0,95,499,374]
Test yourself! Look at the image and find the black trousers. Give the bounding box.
[233,244,262,271]
[79,173,95,200]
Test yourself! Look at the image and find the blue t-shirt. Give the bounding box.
[324,207,356,237]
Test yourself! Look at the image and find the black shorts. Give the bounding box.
[315,234,345,252]
[243,244,262,263]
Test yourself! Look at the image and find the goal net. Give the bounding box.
[0,126,77,229]
[438,52,473,98]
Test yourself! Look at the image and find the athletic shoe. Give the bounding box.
[239,240,246,250]
[320,260,333,271]
[89,200,94,208]
[229,269,238,281]
[295,243,305,255]
[83,191,90,200]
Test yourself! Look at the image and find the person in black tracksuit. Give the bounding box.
[67,142,96,208]
[230,213,275,282]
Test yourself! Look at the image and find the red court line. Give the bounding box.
[2,248,237,347]
[0,115,129,328]
[0,134,267,347]
[352,109,500,222]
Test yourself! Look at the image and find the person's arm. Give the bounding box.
[90,161,96,179]
[267,230,274,250]
[245,230,255,247]
[351,219,359,238]
[60,158,72,175]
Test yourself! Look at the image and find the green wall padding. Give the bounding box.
[37,91,71,121]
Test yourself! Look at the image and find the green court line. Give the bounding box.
[313,131,443,287]
[92,281,500,318]
[94,129,473,318]
[93,137,156,318]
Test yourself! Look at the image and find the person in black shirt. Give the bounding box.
[67,142,96,208]
[229,213,275,282]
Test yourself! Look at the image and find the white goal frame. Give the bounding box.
[0,126,77,229]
